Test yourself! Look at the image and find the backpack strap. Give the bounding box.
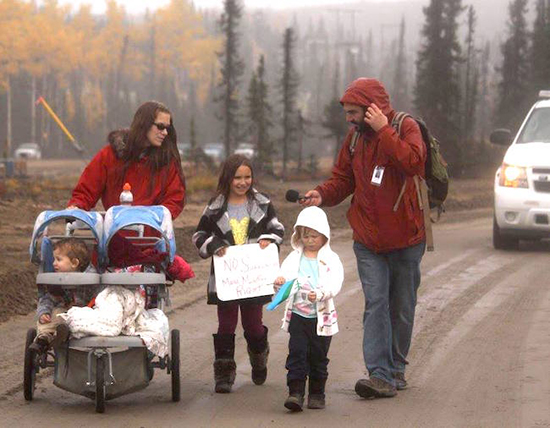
[391,111,411,136]
[414,176,434,252]
[349,131,360,156]
[391,112,413,212]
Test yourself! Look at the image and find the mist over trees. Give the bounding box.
[216,0,244,159]
[279,27,299,179]
[1,0,550,178]
[247,55,274,173]
[494,0,531,131]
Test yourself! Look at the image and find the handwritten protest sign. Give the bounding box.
[213,243,279,301]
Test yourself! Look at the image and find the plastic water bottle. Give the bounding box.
[120,182,133,206]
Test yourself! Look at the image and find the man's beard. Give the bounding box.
[351,120,369,133]
[351,107,369,133]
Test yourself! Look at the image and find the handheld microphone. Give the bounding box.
[285,189,310,203]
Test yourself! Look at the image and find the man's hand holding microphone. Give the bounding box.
[285,189,322,207]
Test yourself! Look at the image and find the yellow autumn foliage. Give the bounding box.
[0,0,219,106]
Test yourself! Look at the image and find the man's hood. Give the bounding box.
[291,206,331,251]
[340,78,394,116]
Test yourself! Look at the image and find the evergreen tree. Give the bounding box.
[392,16,408,111]
[216,0,244,158]
[280,27,299,179]
[478,41,492,142]
[322,61,348,162]
[530,0,550,97]
[247,55,273,173]
[462,5,479,144]
[414,0,464,174]
[296,110,306,171]
[495,0,530,131]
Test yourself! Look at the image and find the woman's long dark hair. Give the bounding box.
[217,154,255,200]
[120,101,184,195]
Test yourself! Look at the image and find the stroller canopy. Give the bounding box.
[102,205,176,264]
[29,209,104,264]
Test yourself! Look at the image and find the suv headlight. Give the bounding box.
[498,164,528,188]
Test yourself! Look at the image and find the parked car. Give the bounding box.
[177,142,191,159]
[14,143,41,160]
[234,143,256,159]
[202,143,226,163]
[490,90,550,249]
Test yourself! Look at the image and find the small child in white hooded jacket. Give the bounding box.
[274,206,344,411]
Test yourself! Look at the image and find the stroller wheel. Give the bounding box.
[23,328,38,401]
[95,355,106,413]
[171,329,180,402]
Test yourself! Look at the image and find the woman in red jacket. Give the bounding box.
[68,100,185,219]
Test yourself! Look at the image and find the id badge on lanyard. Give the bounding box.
[371,165,385,186]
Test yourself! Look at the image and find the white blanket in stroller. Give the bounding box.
[58,286,170,357]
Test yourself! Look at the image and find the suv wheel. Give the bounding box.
[493,216,519,250]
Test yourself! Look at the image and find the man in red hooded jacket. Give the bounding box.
[301,78,426,399]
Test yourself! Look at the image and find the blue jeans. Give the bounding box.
[353,240,425,384]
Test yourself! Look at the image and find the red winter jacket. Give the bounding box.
[316,78,426,253]
[69,144,185,219]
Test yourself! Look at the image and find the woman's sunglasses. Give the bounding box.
[153,122,172,132]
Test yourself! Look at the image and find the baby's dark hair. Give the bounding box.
[53,238,91,272]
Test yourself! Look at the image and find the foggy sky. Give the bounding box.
[45,0,420,14]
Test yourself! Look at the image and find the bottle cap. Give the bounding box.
[123,182,132,191]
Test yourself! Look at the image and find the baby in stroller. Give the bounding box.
[29,238,97,354]
[25,206,188,411]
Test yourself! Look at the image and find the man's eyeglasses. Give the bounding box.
[153,122,172,132]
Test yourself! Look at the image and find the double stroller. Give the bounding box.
[24,205,181,413]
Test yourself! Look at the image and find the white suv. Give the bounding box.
[490,90,550,249]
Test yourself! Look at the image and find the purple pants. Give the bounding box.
[217,303,264,339]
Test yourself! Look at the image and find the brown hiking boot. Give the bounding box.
[393,372,408,390]
[355,377,397,399]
